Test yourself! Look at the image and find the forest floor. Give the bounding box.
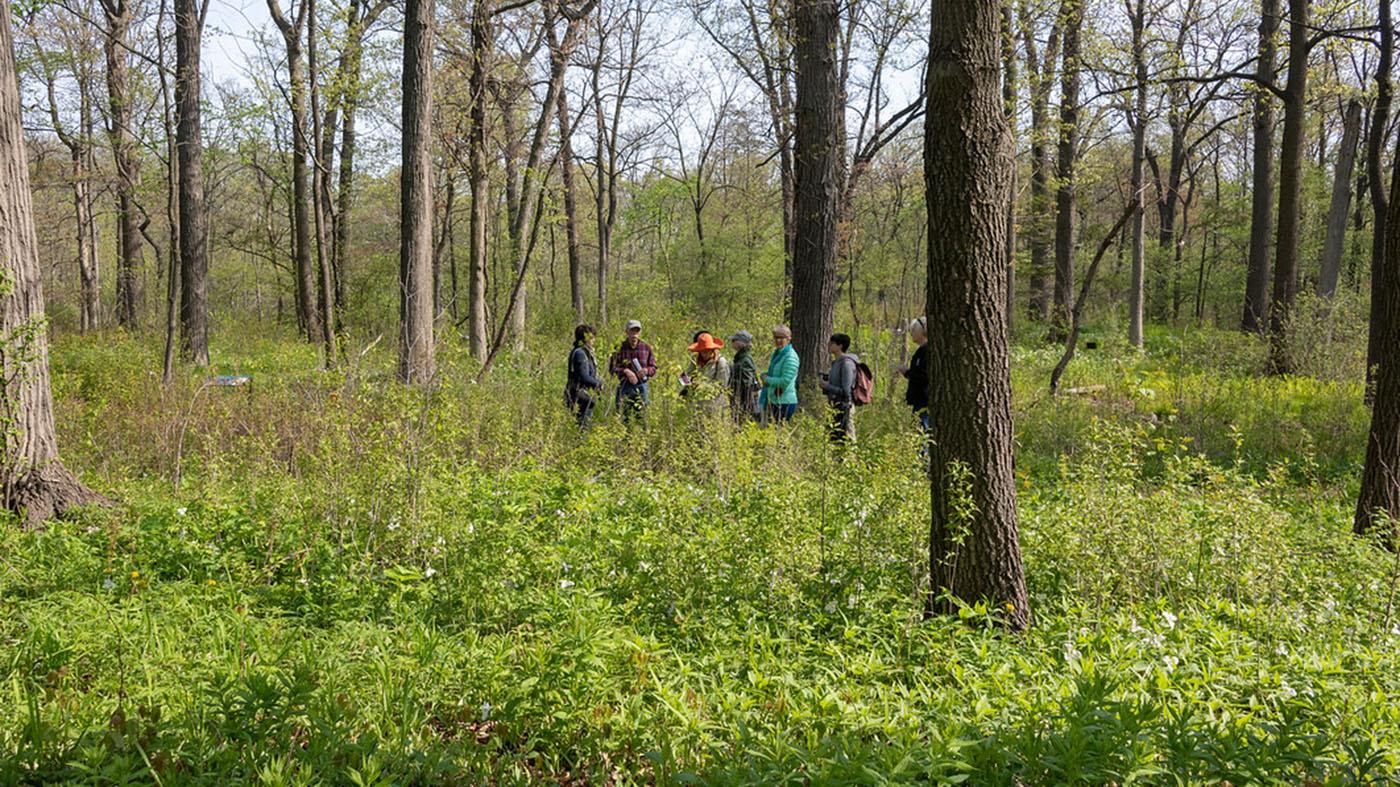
[2,323,1398,784]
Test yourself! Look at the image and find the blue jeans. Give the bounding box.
[767,403,796,424]
[617,381,649,424]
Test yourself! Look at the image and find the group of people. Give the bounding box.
[564,318,932,444]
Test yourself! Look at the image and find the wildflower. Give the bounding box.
[1278,681,1297,701]
[824,600,837,614]
[1274,643,1288,656]
[206,579,217,586]
[479,701,492,721]
[1005,602,1015,613]
[424,567,438,578]
[176,507,187,516]
[559,579,575,589]
[1162,655,1178,672]
[102,578,115,590]
[130,570,140,579]
[1161,610,1177,630]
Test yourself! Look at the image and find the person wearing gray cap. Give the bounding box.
[728,330,760,423]
[609,319,656,425]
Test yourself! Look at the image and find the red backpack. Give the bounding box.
[852,360,874,406]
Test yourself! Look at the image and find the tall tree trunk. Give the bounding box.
[399,0,435,383]
[1242,0,1279,333]
[466,0,491,361]
[1001,0,1017,334]
[1367,0,1393,391]
[176,0,208,366]
[1050,0,1081,341]
[1127,0,1148,347]
[0,3,105,526]
[924,0,1029,631]
[1355,124,1400,540]
[1020,6,1056,321]
[333,0,386,331]
[555,49,584,321]
[267,0,319,342]
[1266,0,1308,375]
[157,0,180,383]
[1317,99,1362,297]
[791,0,842,396]
[307,0,336,366]
[101,0,144,328]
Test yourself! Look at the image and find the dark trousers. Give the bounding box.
[574,391,596,430]
[828,402,854,444]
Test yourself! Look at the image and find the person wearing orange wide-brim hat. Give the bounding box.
[680,332,732,415]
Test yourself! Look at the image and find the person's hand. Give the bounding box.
[623,369,638,385]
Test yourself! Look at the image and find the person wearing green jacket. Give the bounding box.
[759,325,799,423]
[728,330,761,423]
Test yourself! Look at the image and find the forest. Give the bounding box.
[2,0,1400,779]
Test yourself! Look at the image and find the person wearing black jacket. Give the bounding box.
[566,324,604,429]
[900,318,930,433]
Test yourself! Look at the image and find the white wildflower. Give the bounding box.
[559,579,575,589]
[102,578,115,590]
[1274,643,1288,656]
[176,507,187,516]
[1161,610,1178,630]
[424,567,437,578]
[1162,654,1178,672]
[479,701,492,721]
[1278,681,1297,701]
[824,600,837,614]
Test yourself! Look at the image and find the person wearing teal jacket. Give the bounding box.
[759,325,799,423]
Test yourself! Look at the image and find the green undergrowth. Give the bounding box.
[1,327,1395,783]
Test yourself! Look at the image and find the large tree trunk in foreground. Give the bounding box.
[1242,0,1279,333]
[1317,99,1362,298]
[0,4,106,526]
[102,0,144,329]
[1355,126,1400,541]
[1050,0,1082,341]
[1367,0,1393,392]
[1266,0,1307,375]
[790,0,842,397]
[924,0,1030,631]
[398,0,435,383]
[176,0,208,366]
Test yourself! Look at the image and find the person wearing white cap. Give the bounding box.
[609,319,657,424]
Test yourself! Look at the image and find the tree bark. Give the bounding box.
[1019,5,1057,321]
[791,0,843,396]
[176,0,209,366]
[1266,0,1308,375]
[307,0,336,366]
[554,39,585,322]
[399,0,436,383]
[0,3,106,527]
[1001,0,1017,334]
[466,0,491,361]
[267,0,319,342]
[1127,0,1147,347]
[1317,99,1362,298]
[924,0,1029,630]
[1050,0,1081,341]
[333,0,388,332]
[1367,0,1393,392]
[101,0,144,329]
[1355,121,1400,541]
[1242,0,1278,333]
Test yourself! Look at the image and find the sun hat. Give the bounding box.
[729,330,754,344]
[625,319,642,331]
[688,332,725,353]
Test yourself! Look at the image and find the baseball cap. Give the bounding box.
[625,319,642,331]
[729,330,753,344]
